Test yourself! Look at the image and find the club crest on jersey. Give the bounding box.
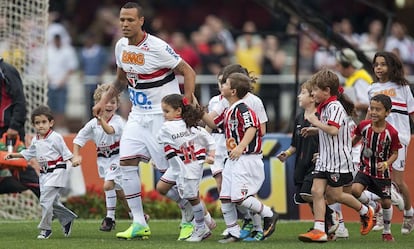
[127,73,139,88]
[330,173,340,182]
[228,118,238,131]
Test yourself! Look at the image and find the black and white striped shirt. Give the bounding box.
[316,99,354,173]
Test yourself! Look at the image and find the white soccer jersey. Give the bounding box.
[212,92,268,124]
[157,120,214,179]
[21,129,73,187]
[73,115,125,180]
[115,33,182,116]
[316,99,354,173]
[368,82,414,145]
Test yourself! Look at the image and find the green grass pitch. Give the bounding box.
[1,219,413,249]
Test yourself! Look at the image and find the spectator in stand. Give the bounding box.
[203,38,231,76]
[204,15,236,56]
[235,20,263,94]
[79,32,108,119]
[170,31,201,73]
[260,35,287,131]
[47,34,78,134]
[385,22,414,74]
[339,18,360,48]
[359,19,384,60]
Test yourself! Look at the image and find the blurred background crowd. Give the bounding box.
[1,0,414,133]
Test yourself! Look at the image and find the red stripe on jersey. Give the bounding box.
[138,68,170,80]
[392,102,407,107]
[327,120,340,128]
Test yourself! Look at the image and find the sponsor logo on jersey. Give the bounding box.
[128,88,153,110]
[374,88,396,97]
[122,51,145,65]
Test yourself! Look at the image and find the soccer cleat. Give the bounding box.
[373,208,384,231]
[116,223,151,240]
[185,226,211,242]
[63,220,74,237]
[100,217,116,232]
[401,216,414,235]
[335,226,349,239]
[391,182,404,211]
[37,229,52,239]
[177,222,193,241]
[239,219,253,239]
[263,209,279,238]
[298,229,328,242]
[206,217,217,231]
[243,231,264,242]
[218,233,239,243]
[382,233,395,242]
[360,206,374,235]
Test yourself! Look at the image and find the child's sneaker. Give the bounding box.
[373,209,384,231]
[116,222,151,239]
[401,216,414,235]
[177,222,193,241]
[360,206,374,235]
[100,217,116,231]
[218,233,239,243]
[37,229,52,239]
[239,219,253,239]
[335,226,349,239]
[185,226,211,242]
[243,231,265,241]
[63,220,74,237]
[205,217,216,231]
[298,229,327,242]
[263,209,279,238]
[382,233,395,242]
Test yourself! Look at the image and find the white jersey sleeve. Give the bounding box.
[193,127,215,152]
[73,119,95,147]
[244,92,268,123]
[20,137,37,161]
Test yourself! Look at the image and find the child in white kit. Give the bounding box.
[72,83,132,231]
[157,93,215,242]
[5,105,77,239]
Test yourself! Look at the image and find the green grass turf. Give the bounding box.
[1,219,413,249]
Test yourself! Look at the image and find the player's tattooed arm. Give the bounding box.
[174,60,195,102]
[111,68,128,95]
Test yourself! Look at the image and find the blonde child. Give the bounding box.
[72,83,132,232]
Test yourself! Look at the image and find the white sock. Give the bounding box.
[192,203,205,229]
[121,166,146,225]
[252,213,263,231]
[404,207,414,217]
[166,186,192,223]
[329,203,344,229]
[240,196,272,217]
[105,189,117,220]
[221,202,239,236]
[383,206,393,234]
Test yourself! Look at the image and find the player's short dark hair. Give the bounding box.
[31,105,54,124]
[371,94,392,111]
[122,2,144,17]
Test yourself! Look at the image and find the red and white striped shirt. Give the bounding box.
[214,100,262,154]
[354,119,401,179]
[316,97,354,173]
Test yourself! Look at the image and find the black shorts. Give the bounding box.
[353,172,391,199]
[314,171,353,188]
[294,173,314,204]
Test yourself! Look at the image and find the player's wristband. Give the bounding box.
[384,161,388,169]
[285,150,292,157]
